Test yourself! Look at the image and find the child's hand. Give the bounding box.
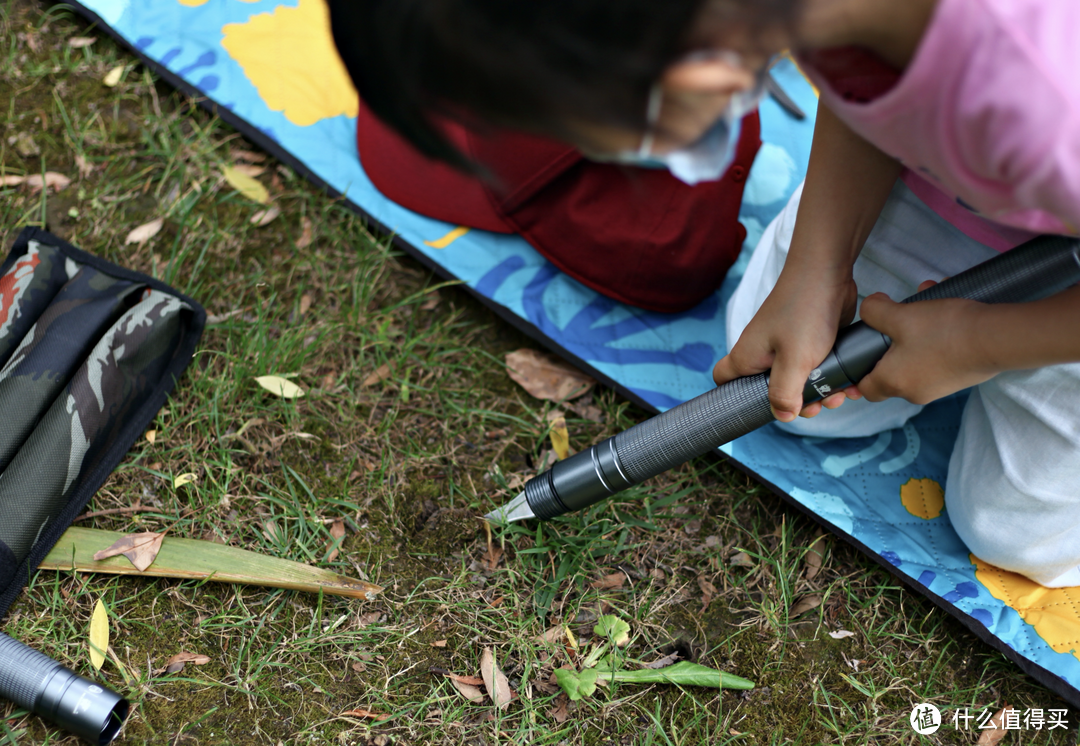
[712,268,860,421]
[851,287,998,404]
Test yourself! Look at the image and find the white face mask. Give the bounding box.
[595,53,768,185]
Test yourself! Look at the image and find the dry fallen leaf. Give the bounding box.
[230,163,266,178]
[443,672,485,686]
[341,709,391,721]
[1,175,26,187]
[480,648,513,710]
[431,640,448,648]
[536,626,566,644]
[255,375,305,399]
[450,679,485,703]
[125,217,164,245]
[296,217,314,249]
[729,551,754,568]
[13,133,39,158]
[486,541,503,573]
[804,533,826,581]
[89,599,109,671]
[641,652,681,669]
[25,172,71,193]
[145,429,157,445]
[325,518,346,563]
[222,166,270,204]
[698,576,718,609]
[299,293,312,316]
[590,572,627,590]
[362,364,392,387]
[564,626,579,651]
[263,519,282,542]
[504,349,595,402]
[569,400,604,423]
[829,630,856,640]
[93,531,166,572]
[549,416,570,461]
[534,674,561,696]
[173,473,197,488]
[67,36,97,47]
[164,652,211,674]
[789,594,824,618]
[976,705,1015,746]
[102,64,124,87]
[549,694,570,724]
[230,148,266,163]
[250,205,280,227]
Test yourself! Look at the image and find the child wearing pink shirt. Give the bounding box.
[719,0,1080,587]
[329,0,1080,586]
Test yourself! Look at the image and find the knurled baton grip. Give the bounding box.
[523,235,1080,520]
[526,373,774,519]
[0,631,57,710]
[902,233,1080,306]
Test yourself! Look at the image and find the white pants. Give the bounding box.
[727,180,1080,587]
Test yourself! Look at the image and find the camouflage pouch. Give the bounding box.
[0,227,205,618]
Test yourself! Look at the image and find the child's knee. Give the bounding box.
[947,390,1080,588]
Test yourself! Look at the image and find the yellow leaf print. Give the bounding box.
[974,555,1080,661]
[221,0,359,127]
[899,477,944,520]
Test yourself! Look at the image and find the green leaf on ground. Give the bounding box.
[554,667,599,702]
[594,615,631,647]
[42,527,382,600]
[600,661,755,690]
[557,659,753,701]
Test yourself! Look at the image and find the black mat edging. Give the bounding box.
[721,456,1080,710]
[0,227,206,620]
[58,1,1080,709]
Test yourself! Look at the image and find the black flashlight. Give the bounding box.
[0,631,129,744]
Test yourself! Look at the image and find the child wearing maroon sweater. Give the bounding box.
[329,0,1080,587]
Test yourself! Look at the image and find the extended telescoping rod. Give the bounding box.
[485,234,1080,524]
[0,631,129,744]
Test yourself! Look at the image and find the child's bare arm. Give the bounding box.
[712,102,902,421]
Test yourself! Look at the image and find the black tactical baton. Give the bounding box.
[485,234,1080,523]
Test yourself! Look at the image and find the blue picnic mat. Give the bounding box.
[70,0,1080,707]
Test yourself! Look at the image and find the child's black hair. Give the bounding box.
[328,0,799,171]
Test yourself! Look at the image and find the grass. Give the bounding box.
[1,0,1078,743]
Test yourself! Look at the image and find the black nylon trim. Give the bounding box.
[0,541,17,595]
[53,0,1080,710]
[0,227,206,619]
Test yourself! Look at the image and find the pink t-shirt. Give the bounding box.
[799,0,1080,252]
